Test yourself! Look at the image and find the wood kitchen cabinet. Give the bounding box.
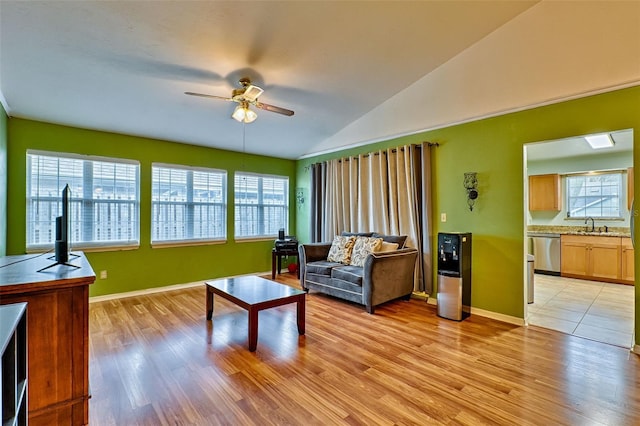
[621,237,635,284]
[529,174,561,211]
[561,235,634,284]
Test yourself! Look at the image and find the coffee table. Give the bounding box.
[205,275,306,351]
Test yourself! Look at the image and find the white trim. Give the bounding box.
[470,307,525,326]
[27,148,141,165]
[298,81,640,160]
[428,296,525,325]
[89,271,271,303]
[0,89,10,115]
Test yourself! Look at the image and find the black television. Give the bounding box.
[54,184,71,264]
[39,184,78,272]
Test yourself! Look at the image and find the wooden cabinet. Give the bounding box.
[621,237,635,284]
[560,236,590,276]
[0,253,95,425]
[561,235,634,284]
[589,237,622,281]
[1,302,28,426]
[529,174,561,211]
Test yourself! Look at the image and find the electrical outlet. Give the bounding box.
[441,213,447,222]
[100,270,108,279]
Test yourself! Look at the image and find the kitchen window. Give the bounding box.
[234,173,288,239]
[566,171,623,219]
[151,164,227,244]
[26,150,140,251]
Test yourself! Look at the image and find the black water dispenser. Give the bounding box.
[437,232,472,320]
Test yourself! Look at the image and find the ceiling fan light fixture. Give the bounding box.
[585,133,614,149]
[232,102,257,123]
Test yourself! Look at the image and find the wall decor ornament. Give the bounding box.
[296,188,305,207]
[463,172,479,211]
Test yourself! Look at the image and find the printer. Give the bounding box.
[275,237,298,250]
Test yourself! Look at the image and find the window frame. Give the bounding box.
[26,150,141,252]
[151,163,227,247]
[565,170,624,220]
[234,172,289,241]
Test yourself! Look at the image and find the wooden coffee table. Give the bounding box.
[205,275,306,351]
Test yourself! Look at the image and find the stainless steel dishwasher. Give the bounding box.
[530,233,561,275]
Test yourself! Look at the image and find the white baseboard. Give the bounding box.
[89,271,271,303]
[416,294,525,325]
[469,307,525,326]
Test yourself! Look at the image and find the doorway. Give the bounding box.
[524,129,635,348]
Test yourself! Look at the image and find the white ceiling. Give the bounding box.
[0,1,539,159]
[527,129,634,162]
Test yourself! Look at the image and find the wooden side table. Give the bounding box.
[271,247,300,279]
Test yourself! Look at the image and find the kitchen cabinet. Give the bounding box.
[529,174,561,211]
[621,237,635,284]
[561,235,634,284]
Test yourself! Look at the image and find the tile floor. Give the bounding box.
[527,274,635,348]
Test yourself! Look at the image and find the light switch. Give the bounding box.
[441,213,447,222]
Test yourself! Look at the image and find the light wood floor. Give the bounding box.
[89,273,640,425]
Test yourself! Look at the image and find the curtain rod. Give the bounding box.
[307,141,438,168]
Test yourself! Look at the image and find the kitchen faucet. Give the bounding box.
[585,216,595,232]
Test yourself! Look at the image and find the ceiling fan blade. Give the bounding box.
[184,92,233,101]
[243,85,264,102]
[255,102,294,116]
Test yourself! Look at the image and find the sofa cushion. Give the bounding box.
[331,265,364,286]
[326,235,356,264]
[350,236,383,267]
[375,241,400,252]
[371,233,408,249]
[306,260,343,276]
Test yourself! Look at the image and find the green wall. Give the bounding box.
[0,103,6,256]
[296,86,640,335]
[7,118,296,296]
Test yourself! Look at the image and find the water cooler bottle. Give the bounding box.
[437,232,472,321]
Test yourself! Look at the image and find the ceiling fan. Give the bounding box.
[185,78,294,123]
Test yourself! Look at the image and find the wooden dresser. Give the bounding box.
[0,252,95,425]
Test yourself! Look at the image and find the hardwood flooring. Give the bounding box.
[89,273,640,425]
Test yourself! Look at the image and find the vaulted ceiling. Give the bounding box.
[1,1,639,159]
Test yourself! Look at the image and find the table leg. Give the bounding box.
[296,295,305,335]
[296,256,300,279]
[271,251,276,280]
[277,254,282,276]
[206,285,214,320]
[248,308,259,351]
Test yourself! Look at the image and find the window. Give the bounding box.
[152,164,227,244]
[235,173,288,239]
[566,171,623,219]
[27,151,140,250]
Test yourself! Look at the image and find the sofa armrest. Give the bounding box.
[362,248,419,312]
[298,243,332,288]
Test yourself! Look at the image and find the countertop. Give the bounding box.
[527,226,631,238]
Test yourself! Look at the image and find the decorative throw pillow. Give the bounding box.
[327,235,356,264]
[350,237,383,267]
[375,241,400,253]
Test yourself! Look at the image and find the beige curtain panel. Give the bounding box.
[309,143,434,293]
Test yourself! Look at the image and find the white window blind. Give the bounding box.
[234,173,288,238]
[152,164,227,243]
[27,151,140,250]
[566,172,623,218]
